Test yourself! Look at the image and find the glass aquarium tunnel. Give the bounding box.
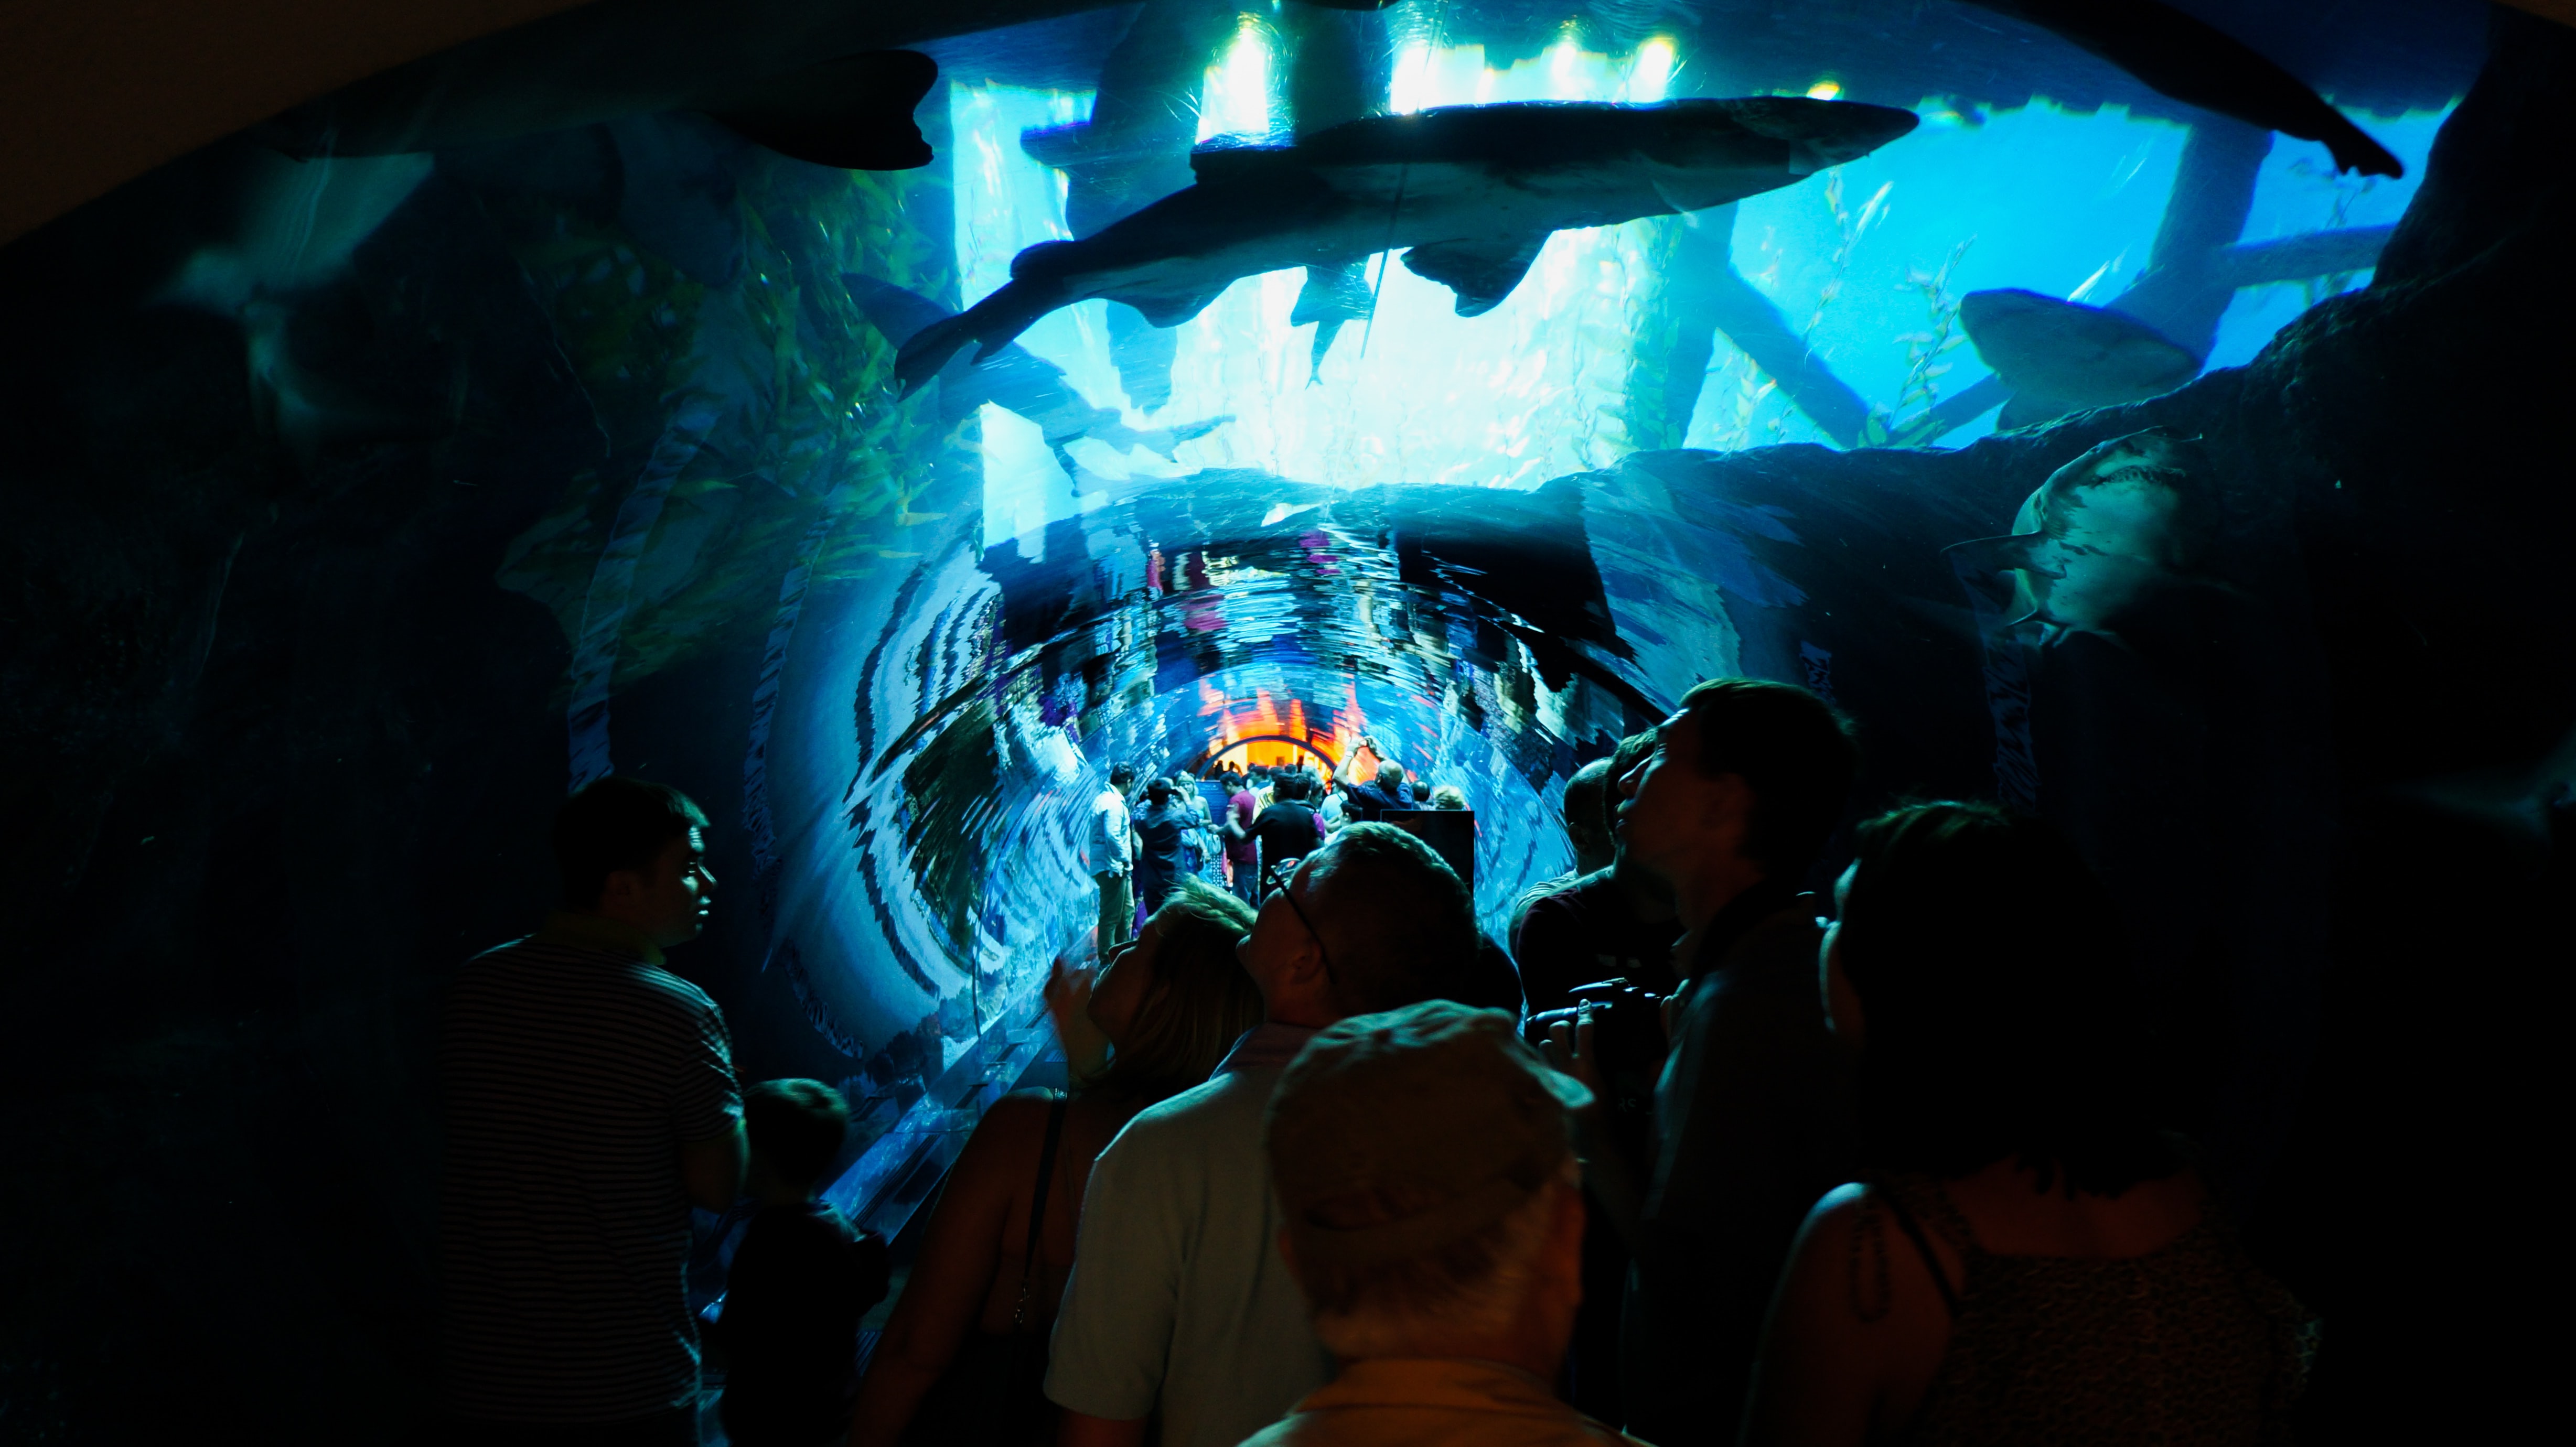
[3,2,2569,1436]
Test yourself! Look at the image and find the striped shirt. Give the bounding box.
[442,915,742,1423]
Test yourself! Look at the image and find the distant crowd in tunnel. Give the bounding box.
[439,675,2314,1447]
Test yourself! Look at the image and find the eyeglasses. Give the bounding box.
[1269,877,1334,986]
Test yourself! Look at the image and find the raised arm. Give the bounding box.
[848,1094,1047,1447]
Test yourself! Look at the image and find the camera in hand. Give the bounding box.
[1529,978,1668,1156]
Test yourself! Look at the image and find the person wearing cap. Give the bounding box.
[1091,764,1139,951]
[1046,825,1481,1447]
[1248,1000,1650,1447]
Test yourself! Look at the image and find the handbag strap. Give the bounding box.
[1007,1093,1069,1333]
[1876,1180,1963,1321]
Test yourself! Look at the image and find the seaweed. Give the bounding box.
[479,131,968,696]
[1884,237,1977,448]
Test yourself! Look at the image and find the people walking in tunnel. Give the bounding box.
[1248,1000,1646,1447]
[1254,771,1328,894]
[1090,764,1138,953]
[1741,802,2316,1447]
[1222,768,1261,904]
[1133,778,1197,918]
[441,776,744,1445]
[709,1079,889,1447]
[1549,681,1861,1447]
[1047,824,1480,1447]
[848,881,1264,1447]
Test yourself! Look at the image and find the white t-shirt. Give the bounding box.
[1046,1025,1333,1447]
[1088,787,1133,878]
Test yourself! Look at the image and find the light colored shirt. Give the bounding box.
[1237,1358,1652,1447]
[1089,786,1133,878]
[1046,1023,1331,1447]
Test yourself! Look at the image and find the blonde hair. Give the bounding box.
[1088,878,1264,1102]
[1292,1156,1575,1356]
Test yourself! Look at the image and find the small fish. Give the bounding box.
[1944,428,2220,641]
[1959,288,2201,429]
[894,96,1917,393]
[1964,0,2402,177]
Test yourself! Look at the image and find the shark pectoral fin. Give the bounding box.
[1943,533,2040,574]
[1401,234,1549,318]
[1995,392,2074,432]
[1120,285,1228,329]
[1291,263,1373,328]
[705,50,938,170]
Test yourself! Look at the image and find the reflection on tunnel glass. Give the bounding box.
[12,0,2556,1434]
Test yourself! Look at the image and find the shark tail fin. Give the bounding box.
[706,51,938,170]
[892,282,1054,397]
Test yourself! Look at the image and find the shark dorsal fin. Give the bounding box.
[1401,234,1549,318]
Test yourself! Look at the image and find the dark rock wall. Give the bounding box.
[1,10,2568,1444]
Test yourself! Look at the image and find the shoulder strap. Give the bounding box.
[1877,1181,1964,1321]
[1008,1093,1070,1332]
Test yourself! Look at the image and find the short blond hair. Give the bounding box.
[1290,1156,1575,1356]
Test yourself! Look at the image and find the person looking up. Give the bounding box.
[1134,778,1196,916]
[1254,771,1327,895]
[711,1080,890,1447]
[1507,731,1673,1426]
[850,881,1266,1447]
[1247,1000,1645,1447]
[1429,784,1468,811]
[1090,764,1138,952]
[1744,803,2316,1447]
[1562,679,1860,1447]
[1514,730,1678,1019]
[1047,824,1481,1447]
[1317,774,1350,834]
[443,776,742,1445]
[1338,746,1415,824]
[1505,755,1616,956]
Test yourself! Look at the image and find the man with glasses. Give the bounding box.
[1047,824,1480,1447]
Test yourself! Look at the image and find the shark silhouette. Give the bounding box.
[895,96,1918,394]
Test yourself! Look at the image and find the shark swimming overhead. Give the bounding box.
[894,96,1920,394]
[1960,288,2203,429]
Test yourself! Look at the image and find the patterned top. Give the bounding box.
[1873,1174,2319,1447]
[441,915,742,1423]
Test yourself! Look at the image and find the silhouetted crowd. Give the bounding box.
[443,681,2315,1447]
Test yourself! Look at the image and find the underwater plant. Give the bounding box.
[1886,236,1977,446]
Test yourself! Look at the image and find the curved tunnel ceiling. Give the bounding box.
[1,0,2539,1259]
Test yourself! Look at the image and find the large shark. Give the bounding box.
[1965,0,2403,178]
[1945,428,2221,643]
[894,97,1918,393]
[1959,288,2203,430]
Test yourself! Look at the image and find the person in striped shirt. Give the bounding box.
[442,776,745,1445]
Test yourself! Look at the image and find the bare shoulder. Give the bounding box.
[952,1090,1059,1178]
